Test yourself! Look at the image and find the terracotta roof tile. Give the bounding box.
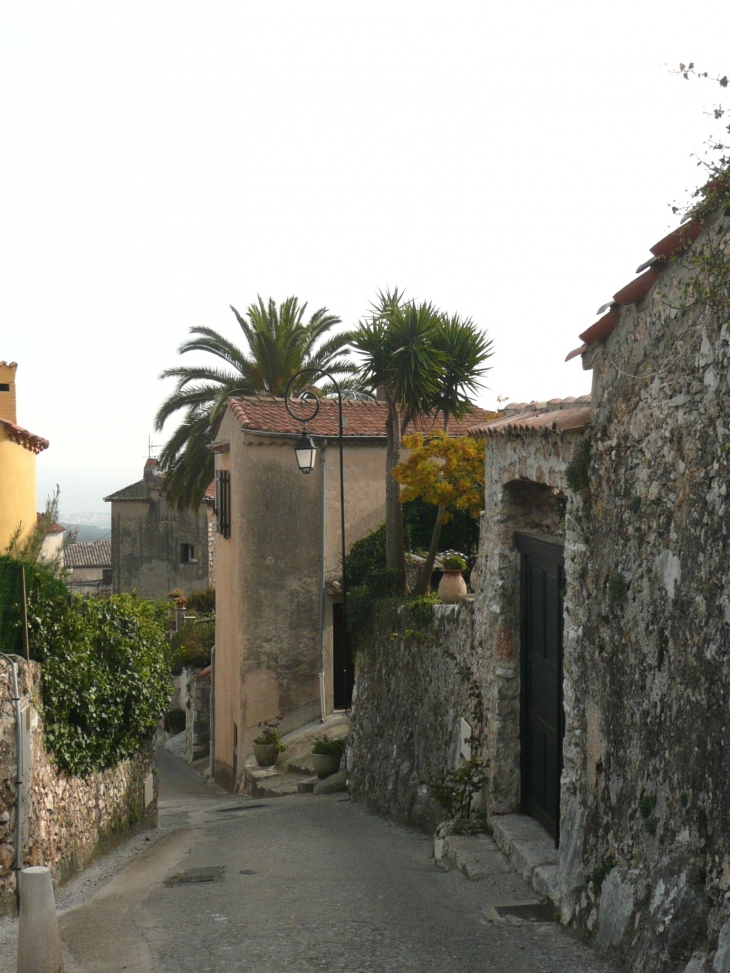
[569,216,707,359]
[64,539,111,568]
[649,220,702,259]
[565,344,588,362]
[579,308,621,345]
[227,396,498,439]
[469,395,591,437]
[37,514,65,534]
[612,267,662,306]
[0,418,49,454]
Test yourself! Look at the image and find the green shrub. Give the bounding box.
[0,555,69,659]
[164,708,187,734]
[441,554,467,571]
[427,758,489,819]
[186,587,215,616]
[607,572,627,606]
[312,735,346,756]
[169,619,215,675]
[31,592,170,776]
[566,437,591,494]
[403,499,480,558]
[344,524,386,590]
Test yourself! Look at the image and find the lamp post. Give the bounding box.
[284,369,349,711]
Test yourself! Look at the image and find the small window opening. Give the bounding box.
[215,470,231,538]
[0,384,10,392]
[180,543,197,564]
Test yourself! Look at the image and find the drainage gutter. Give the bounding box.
[318,440,327,721]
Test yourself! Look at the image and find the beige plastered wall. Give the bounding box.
[320,440,386,713]
[213,411,386,789]
[0,428,37,549]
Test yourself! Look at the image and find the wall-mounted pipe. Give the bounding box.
[1,653,23,910]
[318,440,328,721]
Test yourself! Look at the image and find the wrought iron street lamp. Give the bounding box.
[293,431,317,474]
[284,369,349,710]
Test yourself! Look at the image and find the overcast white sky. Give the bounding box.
[1,1,728,517]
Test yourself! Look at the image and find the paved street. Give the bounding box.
[1,746,618,972]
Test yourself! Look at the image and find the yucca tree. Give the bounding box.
[155,296,354,508]
[350,290,492,593]
[410,315,493,594]
[350,290,446,591]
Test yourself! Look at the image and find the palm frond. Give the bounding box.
[156,294,348,507]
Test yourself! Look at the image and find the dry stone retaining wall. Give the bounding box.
[349,599,482,831]
[0,657,157,913]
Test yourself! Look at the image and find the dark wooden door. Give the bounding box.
[517,535,564,843]
[332,603,354,709]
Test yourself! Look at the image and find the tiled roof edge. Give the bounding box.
[0,418,49,454]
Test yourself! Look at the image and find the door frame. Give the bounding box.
[516,532,565,846]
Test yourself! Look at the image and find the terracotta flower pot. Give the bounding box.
[253,743,279,767]
[311,752,341,780]
[438,569,467,604]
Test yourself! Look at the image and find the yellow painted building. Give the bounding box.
[0,362,49,550]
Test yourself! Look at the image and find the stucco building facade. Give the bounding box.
[104,459,212,600]
[211,395,495,791]
[0,362,49,550]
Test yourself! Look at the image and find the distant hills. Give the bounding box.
[62,524,111,544]
[60,513,111,544]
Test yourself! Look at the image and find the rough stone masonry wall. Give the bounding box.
[185,668,211,762]
[0,657,157,913]
[349,600,482,831]
[474,428,580,816]
[561,216,730,972]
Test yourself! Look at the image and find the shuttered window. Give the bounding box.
[215,470,231,538]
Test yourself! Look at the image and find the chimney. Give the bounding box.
[144,457,159,488]
[0,362,18,424]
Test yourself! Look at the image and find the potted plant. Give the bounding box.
[311,735,346,779]
[438,553,468,604]
[252,716,286,767]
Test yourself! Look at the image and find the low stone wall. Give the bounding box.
[0,657,157,913]
[349,598,483,831]
[185,666,211,762]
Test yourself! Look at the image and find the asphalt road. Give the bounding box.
[1,746,619,973]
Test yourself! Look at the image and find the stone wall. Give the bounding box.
[561,214,730,971]
[0,657,157,913]
[474,424,582,816]
[349,599,482,831]
[185,667,211,762]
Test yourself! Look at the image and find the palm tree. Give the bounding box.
[155,296,354,508]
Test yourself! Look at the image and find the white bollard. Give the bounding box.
[17,866,64,973]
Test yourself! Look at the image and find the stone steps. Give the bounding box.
[434,813,560,908]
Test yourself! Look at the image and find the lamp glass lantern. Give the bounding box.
[294,432,317,474]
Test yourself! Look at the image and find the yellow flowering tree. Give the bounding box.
[393,429,496,595]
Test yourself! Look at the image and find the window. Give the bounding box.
[180,543,197,564]
[215,470,231,538]
[0,384,9,392]
[102,569,112,584]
